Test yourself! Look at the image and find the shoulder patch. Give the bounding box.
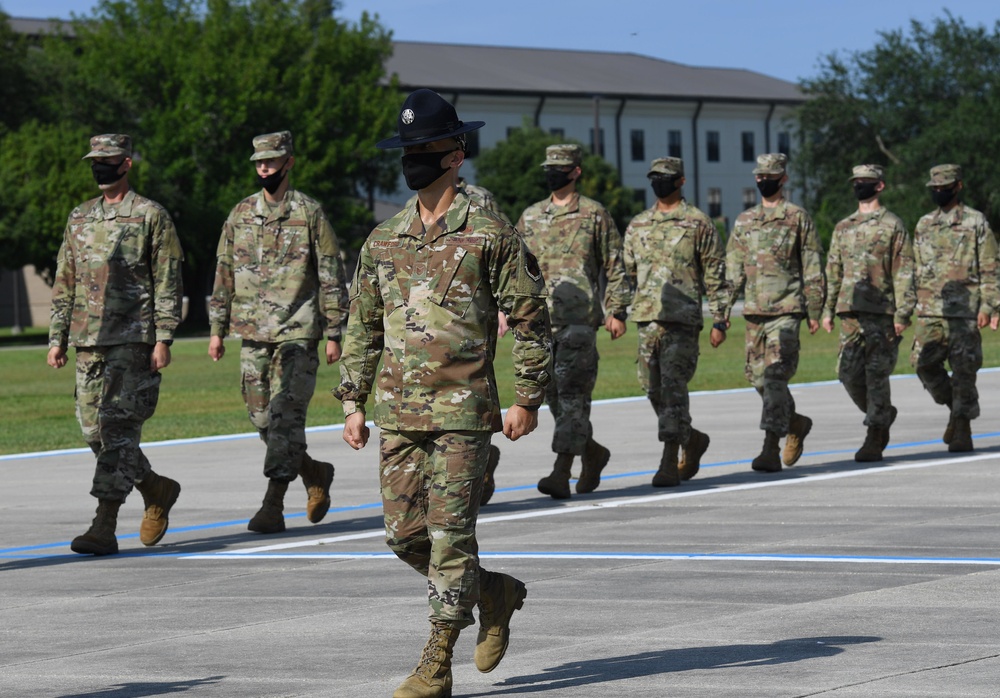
[524,249,542,282]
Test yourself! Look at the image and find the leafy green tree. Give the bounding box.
[474,121,641,231]
[0,11,36,132]
[795,12,1000,246]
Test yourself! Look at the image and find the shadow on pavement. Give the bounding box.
[57,676,225,697]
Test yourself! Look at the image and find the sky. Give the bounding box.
[3,0,999,84]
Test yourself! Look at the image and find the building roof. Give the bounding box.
[387,41,804,105]
[7,17,74,37]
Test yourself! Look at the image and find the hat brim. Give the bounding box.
[82,149,129,160]
[752,168,784,176]
[250,150,291,161]
[376,121,484,150]
[925,178,958,187]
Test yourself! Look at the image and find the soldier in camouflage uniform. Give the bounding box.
[517,144,632,499]
[209,131,348,534]
[727,153,825,472]
[335,89,551,698]
[823,164,915,462]
[48,134,184,556]
[910,164,1000,452]
[623,157,730,486]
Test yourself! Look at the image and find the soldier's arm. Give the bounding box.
[312,208,350,337]
[799,211,826,322]
[976,216,1000,324]
[725,221,747,315]
[333,241,384,413]
[891,219,916,330]
[823,224,843,324]
[597,209,632,319]
[48,224,75,351]
[208,218,236,340]
[698,218,731,323]
[149,207,184,344]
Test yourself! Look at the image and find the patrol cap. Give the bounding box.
[540,144,582,168]
[848,164,884,181]
[376,89,484,149]
[250,131,294,161]
[926,164,962,187]
[648,157,683,178]
[82,134,132,160]
[752,152,787,176]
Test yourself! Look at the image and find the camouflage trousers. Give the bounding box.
[837,313,900,427]
[548,324,598,455]
[910,317,982,420]
[240,339,319,481]
[379,429,490,628]
[74,343,159,502]
[636,321,700,444]
[744,314,801,435]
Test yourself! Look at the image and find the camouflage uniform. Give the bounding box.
[910,165,1000,424]
[210,141,348,482]
[336,190,550,626]
[50,136,183,502]
[517,145,631,456]
[824,165,915,430]
[727,154,825,436]
[623,159,729,445]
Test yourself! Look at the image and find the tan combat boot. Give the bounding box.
[679,429,710,481]
[134,470,181,546]
[854,425,884,463]
[783,413,813,466]
[480,444,501,506]
[752,431,782,473]
[248,479,288,533]
[475,570,527,673]
[948,417,973,453]
[652,441,680,487]
[299,454,334,524]
[537,453,573,499]
[576,438,610,494]
[881,406,898,450]
[71,499,122,556]
[943,414,956,445]
[394,622,460,698]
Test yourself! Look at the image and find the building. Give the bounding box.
[384,41,805,225]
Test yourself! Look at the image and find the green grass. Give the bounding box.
[4,320,1000,455]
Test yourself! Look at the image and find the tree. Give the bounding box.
[474,121,641,231]
[795,12,1000,246]
[0,0,398,326]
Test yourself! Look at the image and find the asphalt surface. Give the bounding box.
[3,371,1000,697]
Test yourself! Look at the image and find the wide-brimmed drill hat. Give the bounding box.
[376,89,485,150]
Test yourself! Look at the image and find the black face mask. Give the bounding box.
[650,176,681,200]
[91,160,126,186]
[257,166,288,195]
[853,181,880,202]
[401,150,455,191]
[756,178,783,198]
[545,169,575,192]
[931,186,958,208]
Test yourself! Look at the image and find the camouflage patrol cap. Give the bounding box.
[752,153,787,176]
[848,164,884,181]
[250,131,294,161]
[540,144,582,168]
[82,134,132,160]
[926,164,962,187]
[648,157,683,178]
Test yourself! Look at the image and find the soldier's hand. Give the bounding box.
[821,317,834,333]
[47,346,67,369]
[977,311,990,330]
[992,314,1000,331]
[209,336,225,361]
[807,319,820,335]
[326,340,342,364]
[894,322,909,336]
[710,327,726,348]
[497,312,510,339]
[343,412,370,450]
[605,317,627,340]
[503,404,538,441]
[151,342,171,371]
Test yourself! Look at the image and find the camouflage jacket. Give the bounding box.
[623,200,730,326]
[517,192,632,327]
[824,206,915,324]
[912,203,1000,318]
[209,189,348,342]
[335,191,552,431]
[405,179,512,225]
[49,189,183,349]
[727,199,825,319]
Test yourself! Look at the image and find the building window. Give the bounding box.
[549,127,565,138]
[706,131,720,162]
[464,130,480,159]
[633,188,647,208]
[742,188,757,210]
[741,131,755,162]
[668,130,682,158]
[777,131,791,156]
[630,129,645,162]
[590,128,605,157]
[708,187,722,218]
